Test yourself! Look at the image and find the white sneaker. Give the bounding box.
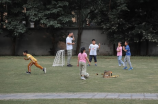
[44,68,46,73]
[81,77,86,80]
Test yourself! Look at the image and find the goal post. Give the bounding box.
[52,50,65,66]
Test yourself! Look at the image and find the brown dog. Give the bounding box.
[103,70,112,78]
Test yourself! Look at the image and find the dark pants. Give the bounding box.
[89,55,97,62]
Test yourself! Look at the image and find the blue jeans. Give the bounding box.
[124,55,132,68]
[117,56,124,66]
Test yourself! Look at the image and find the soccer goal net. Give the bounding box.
[52,50,65,66]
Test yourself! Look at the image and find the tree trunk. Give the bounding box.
[75,10,83,55]
[138,41,141,56]
[139,36,142,55]
[0,7,3,28]
[76,29,83,55]
[113,43,116,55]
[136,36,142,56]
[12,37,16,56]
[146,39,148,56]
[134,42,137,55]
[52,34,55,55]
[51,29,55,55]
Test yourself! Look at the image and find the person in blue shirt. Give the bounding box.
[123,41,133,70]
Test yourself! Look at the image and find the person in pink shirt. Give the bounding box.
[77,47,91,80]
[117,42,125,67]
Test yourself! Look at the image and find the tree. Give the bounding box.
[68,0,101,54]
[92,0,158,55]
[0,0,27,55]
[24,0,72,55]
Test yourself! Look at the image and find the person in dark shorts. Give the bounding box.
[88,39,100,66]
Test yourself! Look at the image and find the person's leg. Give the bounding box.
[34,61,43,70]
[79,61,82,75]
[88,55,92,66]
[27,62,33,73]
[123,56,128,69]
[118,56,121,66]
[94,55,97,66]
[69,50,72,65]
[119,56,124,66]
[127,56,133,70]
[67,50,70,65]
[80,62,86,80]
[83,62,89,78]
[34,61,46,73]
[67,50,72,66]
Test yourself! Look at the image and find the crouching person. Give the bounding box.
[77,47,90,80]
[23,50,46,74]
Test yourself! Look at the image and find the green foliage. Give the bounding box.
[24,0,72,28]
[69,0,100,27]
[1,0,72,37]
[4,21,26,36]
[92,0,158,43]
[2,0,158,45]
[68,0,102,54]
[1,0,11,3]
[1,0,27,36]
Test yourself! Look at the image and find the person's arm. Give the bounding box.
[98,43,101,49]
[123,46,128,52]
[117,47,120,52]
[67,42,75,45]
[72,35,75,41]
[89,49,91,55]
[66,38,75,45]
[86,57,91,65]
[24,57,29,60]
[67,38,75,45]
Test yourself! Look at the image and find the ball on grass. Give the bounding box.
[84,73,89,78]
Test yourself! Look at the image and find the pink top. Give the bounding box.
[117,46,122,56]
[78,52,87,63]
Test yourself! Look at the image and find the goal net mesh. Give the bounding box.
[52,50,65,66]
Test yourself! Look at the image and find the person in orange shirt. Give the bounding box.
[23,50,46,74]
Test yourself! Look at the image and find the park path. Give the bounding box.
[0,93,158,100]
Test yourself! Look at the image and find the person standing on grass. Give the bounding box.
[66,32,75,67]
[117,42,125,67]
[123,41,133,70]
[88,39,100,66]
[77,47,90,80]
[23,50,46,74]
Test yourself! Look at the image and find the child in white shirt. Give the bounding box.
[88,39,100,66]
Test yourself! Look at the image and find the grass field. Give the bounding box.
[1,99,158,104]
[0,56,158,93]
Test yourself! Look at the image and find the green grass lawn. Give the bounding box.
[1,99,158,104]
[0,56,158,93]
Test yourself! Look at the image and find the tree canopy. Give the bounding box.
[0,0,73,55]
[0,0,27,36]
[91,0,158,43]
[1,0,158,55]
[24,0,72,28]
